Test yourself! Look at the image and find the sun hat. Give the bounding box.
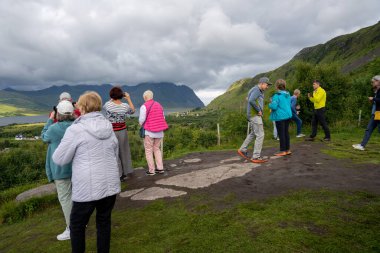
[56,100,74,115]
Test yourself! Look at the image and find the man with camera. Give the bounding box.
[53,92,81,122]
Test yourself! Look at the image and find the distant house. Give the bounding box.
[15,134,24,140]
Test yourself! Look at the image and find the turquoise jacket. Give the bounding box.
[41,119,73,182]
[269,90,292,121]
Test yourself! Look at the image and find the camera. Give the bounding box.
[53,106,57,120]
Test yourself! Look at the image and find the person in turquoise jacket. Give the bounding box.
[269,79,292,156]
[41,100,75,241]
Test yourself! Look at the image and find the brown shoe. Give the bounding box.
[285,150,292,155]
[237,150,249,160]
[274,151,287,156]
[250,157,268,163]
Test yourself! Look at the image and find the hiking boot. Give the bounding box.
[285,150,292,155]
[145,171,156,176]
[155,169,165,174]
[237,150,249,159]
[352,144,365,151]
[250,156,268,163]
[305,137,315,141]
[57,227,70,241]
[296,134,305,138]
[274,151,287,156]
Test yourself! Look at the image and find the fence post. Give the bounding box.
[358,110,362,127]
[217,123,221,146]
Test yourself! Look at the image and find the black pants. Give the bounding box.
[70,195,117,253]
[276,119,290,152]
[310,107,330,139]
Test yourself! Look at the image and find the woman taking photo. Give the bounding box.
[103,86,135,181]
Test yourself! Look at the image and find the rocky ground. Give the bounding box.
[114,142,380,209]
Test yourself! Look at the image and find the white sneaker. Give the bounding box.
[296,134,305,138]
[352,144,365,151]
[57,227,70,241]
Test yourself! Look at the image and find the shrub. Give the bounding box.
[0,195,58,224]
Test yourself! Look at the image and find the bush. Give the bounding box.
[0,195,58,224]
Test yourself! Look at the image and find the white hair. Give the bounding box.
[143,90,153,100]
[293,89,301,95]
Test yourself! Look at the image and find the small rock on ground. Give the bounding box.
[131,187,187,200]
[183,158,202,163]
[119,188,145,198]
[16,183,56,202]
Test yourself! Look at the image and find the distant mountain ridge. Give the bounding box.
[207,21,380,111]
[0,82,204,113]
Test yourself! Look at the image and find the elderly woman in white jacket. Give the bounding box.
[53,91,120,253]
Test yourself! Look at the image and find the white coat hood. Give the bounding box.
[75,112,113,140]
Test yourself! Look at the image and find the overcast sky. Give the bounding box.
[0,0,379,104]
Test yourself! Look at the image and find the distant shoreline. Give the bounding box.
[0,108,193,127]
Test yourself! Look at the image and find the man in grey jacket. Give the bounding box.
[238,77,271,163]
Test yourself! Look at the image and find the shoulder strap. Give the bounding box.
[142,102,155,127]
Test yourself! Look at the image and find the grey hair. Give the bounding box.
[293,89,301,95]
[143,90,154,100]
[57,113,75,122]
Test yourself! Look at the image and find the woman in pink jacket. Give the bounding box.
[139,90,169,175]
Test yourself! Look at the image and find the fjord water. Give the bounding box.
[0,108,192,126]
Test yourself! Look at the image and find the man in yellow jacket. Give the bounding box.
[306,80,331,141]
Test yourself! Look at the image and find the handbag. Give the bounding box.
[139,102,155,138]
[375,111,380,120]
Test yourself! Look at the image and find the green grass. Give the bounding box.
[0,190,380,252]
[0,180,47,205]
[0,104,43,117]
[322,127,380,164]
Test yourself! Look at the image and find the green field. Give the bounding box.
[0,190,379,253]
[0,104,43,117]
[1,116,380,252]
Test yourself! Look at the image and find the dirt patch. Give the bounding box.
[114,142,380,210]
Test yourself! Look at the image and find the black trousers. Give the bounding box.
[276,119,290,152]
[310,107,330,139]
[70,195,117,253]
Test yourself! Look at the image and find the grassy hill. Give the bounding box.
[0,90,46,117]
[207,21,380,113]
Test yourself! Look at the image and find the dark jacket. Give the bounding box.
[372,88,380,114]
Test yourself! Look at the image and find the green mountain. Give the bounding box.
[207,21,380,112]
[0,82,204,116]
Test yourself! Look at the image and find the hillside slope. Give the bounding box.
[207,21,380,111]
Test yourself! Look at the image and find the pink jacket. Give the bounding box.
[143,100,169,132]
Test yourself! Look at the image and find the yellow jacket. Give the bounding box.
[309,87,326,109]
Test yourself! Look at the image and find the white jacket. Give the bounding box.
[53,112,121,202]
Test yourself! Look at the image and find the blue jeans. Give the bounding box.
[361,115,380,147]
[291,113,302,135]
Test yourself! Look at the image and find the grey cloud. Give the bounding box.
[0,0,379,101]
